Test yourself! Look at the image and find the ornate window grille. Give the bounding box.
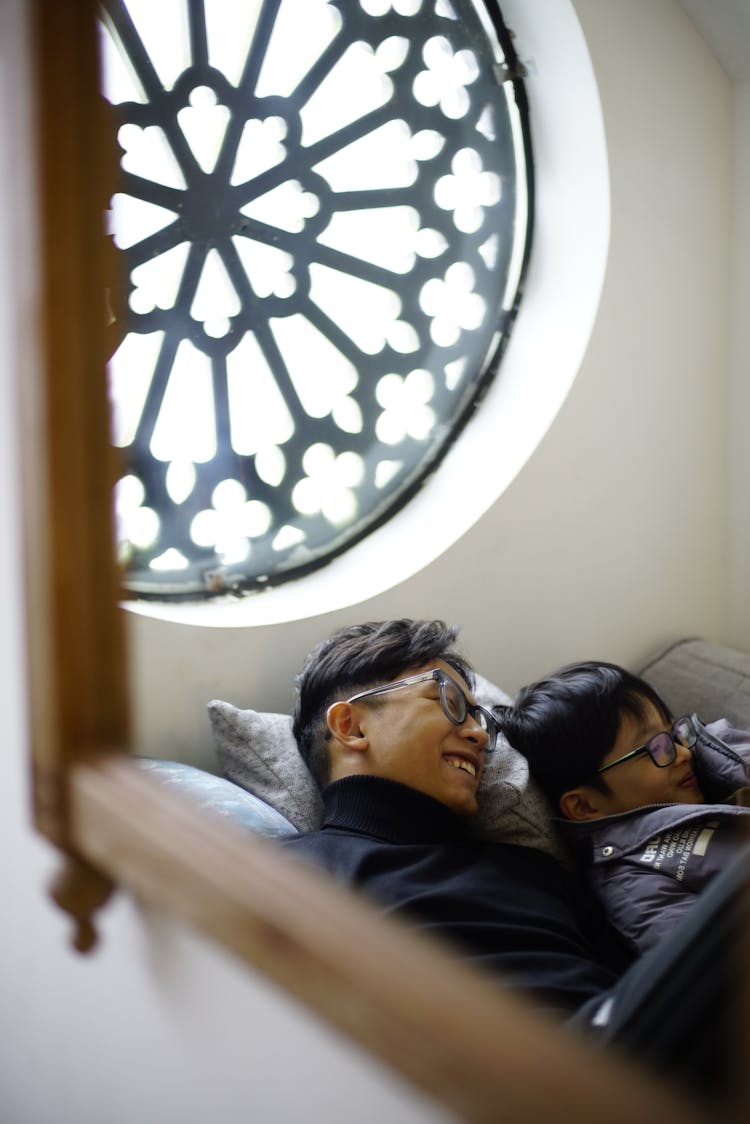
[100,0,533,599]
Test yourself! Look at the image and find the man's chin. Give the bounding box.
[446,791,478,817]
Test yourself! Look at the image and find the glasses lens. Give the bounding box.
[648,732,677,767]
[673,715,697,748]
[441,677,466,724]
[479,709,497,751]
[439,676,496,751]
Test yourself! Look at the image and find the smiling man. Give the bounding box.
[324,659,489,815]
[283,619,631,1015]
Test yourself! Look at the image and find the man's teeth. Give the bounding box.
[446,757,476,777]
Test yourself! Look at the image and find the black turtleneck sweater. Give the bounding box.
[281,775,633,1015]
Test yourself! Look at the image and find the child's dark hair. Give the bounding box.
[292,618,473,788]
[496,660,672,808]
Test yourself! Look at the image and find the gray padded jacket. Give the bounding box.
[560,719,750,952]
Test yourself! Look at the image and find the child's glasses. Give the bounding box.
[597,714,699,774]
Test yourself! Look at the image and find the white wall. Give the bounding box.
[0,2,741,1122]
[127,0,733,766]
[727,79,750,646]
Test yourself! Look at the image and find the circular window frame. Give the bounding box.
[102,0,534,602]
[121,0,609,627]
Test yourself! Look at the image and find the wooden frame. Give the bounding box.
[14,1,738,1119]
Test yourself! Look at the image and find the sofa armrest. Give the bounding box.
[640,639,750,726]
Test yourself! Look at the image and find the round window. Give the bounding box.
[100,0,532,599]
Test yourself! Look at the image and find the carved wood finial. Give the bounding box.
[49,855,115,953]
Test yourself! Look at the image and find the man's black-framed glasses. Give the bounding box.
[597,714,699,774]
[345,669,499,752]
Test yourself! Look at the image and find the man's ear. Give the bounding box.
[559,786,607,822]
[326,701,369,753]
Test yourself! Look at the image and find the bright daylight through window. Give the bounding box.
[100,0,532,600]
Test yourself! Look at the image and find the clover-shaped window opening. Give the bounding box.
[101,0,533,599]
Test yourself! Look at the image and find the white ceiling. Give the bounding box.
[678,0,750,80]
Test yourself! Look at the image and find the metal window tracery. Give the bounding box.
[100,0,533,600]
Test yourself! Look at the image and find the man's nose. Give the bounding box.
[461,714,489,748]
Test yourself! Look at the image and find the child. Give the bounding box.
[497,660,750,952]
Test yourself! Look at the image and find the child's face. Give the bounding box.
[594,701,704,814]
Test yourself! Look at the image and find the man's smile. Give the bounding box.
[443,753,480,779]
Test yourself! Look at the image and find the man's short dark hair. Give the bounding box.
[292,618,473,787]
[496,660,673,807]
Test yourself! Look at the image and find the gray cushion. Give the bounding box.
[135,757,298,838]
[640,638,750,727]
[208,704,323,832]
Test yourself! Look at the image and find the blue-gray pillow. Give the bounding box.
[136,756,298,838]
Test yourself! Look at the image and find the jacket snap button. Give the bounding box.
[602,846,614,857]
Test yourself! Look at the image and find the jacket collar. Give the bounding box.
[562,801,750,863]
